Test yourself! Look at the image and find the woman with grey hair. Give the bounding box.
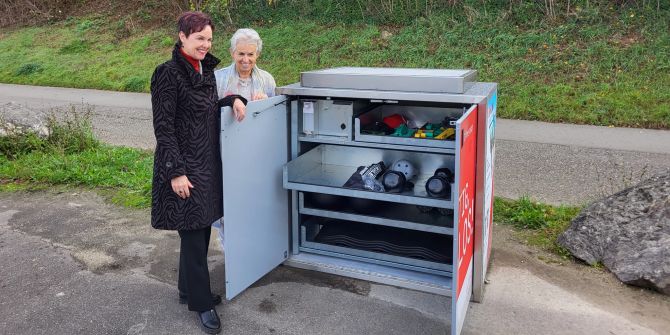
[215,28,276,110]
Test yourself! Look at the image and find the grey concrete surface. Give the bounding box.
[2,191,668,335]
[494,140,670,205]
[496,118,670,155]
[2,83,669,205]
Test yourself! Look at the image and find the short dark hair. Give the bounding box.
[177,11,214,38]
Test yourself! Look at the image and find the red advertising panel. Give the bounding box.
[452,105,478,335]
[457,107,477,298]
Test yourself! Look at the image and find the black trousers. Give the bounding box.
[178,226,214,312]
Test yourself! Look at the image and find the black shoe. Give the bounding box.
[179,291,222,306]
[197,309,221,334]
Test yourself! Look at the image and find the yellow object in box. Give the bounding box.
[435,128,455,140]
[414,130,428,138]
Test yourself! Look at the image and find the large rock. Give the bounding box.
[0,102,50,137]
[558,171,670,294]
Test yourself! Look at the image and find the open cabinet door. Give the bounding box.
[452,105,478,335]
[220,95,289,300]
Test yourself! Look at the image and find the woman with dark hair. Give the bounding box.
[150,11,244,334]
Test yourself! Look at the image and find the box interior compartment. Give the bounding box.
[298,99,369,140]
[355,103,475,148]
[300,192,454,234]
[284,144,456,208]
[300,216,453,275]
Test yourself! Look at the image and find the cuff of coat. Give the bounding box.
[218,94,247,108]
[165,161,186,180]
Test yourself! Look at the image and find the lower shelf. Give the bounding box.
[300,192,454,235]
[285,252,453,297]
[300,218,453,276]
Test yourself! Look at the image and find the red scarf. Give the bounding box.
[180,48,200,73]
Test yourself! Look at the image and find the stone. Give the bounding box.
[0,102,50,137]
[558,170,670,294]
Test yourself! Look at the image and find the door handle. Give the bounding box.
[253,101,286,117]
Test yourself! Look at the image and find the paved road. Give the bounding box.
[2,190,668,335]
[1,84,669,334]
[2,83,669,205]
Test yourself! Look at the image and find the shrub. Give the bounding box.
[0,105,99,160]
[15,63,43,76]
[45,107,100,154]
[59,39,89,54]
[122,76,148,92]
[0,129,45,160]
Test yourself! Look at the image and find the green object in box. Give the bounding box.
[391,124,415,137]
[416,123,442,138]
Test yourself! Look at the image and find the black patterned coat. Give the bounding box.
[150,46,243,231]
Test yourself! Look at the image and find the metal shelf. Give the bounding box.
[284,252,453,297]
[299,223,453,276]
[283,145,455,209]
[299,192,453,235]
[297,135,456,154]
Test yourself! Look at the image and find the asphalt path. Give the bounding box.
[2,190,668,335]
[2,83,669,205]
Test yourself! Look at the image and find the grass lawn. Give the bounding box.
[0,5,668,128]
[494,197,582,258]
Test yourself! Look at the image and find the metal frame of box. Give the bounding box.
[219,68,496,335]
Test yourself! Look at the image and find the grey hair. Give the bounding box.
[230,28,263,54]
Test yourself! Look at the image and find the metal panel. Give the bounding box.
[298,135,456,154]
[300,225,452,274]
[298,193,454,235]
[300,67,477,93]
[277,82,497,104]
[285,252,453,296]
[473,84,497,302]
[285,181,453,208]
[317,100,353,138]
[299,246,451,277]
[290,100,301,256]
[221,95,289,300]
[452,105,478,335]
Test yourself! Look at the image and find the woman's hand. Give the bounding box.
[233,98,246,122]
[171,175,194,199]
[252,92,268,101]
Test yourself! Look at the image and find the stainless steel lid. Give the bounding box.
[300,67,477,94]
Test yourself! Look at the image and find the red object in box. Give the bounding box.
[383,114,407,129]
